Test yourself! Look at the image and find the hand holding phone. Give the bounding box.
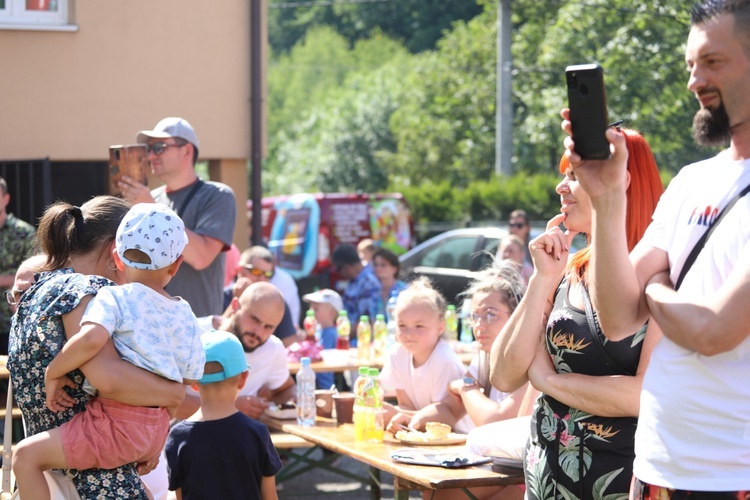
[108,144,149,196]
[565,64,609,160]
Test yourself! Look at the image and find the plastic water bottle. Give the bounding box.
[303,309,317,341]
[460,298,474,344]
[372,314,387,360]
[357,315,372,362]
[364,367,384,443]
[386,290,398,323]
[386,293,398,348]
[296,357,316,426]
[445,304,458,341]
[353,366,370,442]
[336,310,350,350]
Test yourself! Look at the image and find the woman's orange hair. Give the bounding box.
[560,128,664,284]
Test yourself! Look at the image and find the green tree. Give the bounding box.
[268,0,482,54]
[512,0,707,174]
[384,8,498,187]
[265,30,409,194]
[266,0,715,205]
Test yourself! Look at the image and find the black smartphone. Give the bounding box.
[566,63,610,160]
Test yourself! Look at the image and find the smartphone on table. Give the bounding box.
[108,144,149,196]
[565,63,610,160]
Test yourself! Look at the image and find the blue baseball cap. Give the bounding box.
[199,330,250,384]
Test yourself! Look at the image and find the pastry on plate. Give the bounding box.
[425,422,452,440]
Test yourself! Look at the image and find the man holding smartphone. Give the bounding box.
[118,117,237,318]
[561,0,750,497]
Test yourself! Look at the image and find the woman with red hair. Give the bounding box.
[490,128,663,499]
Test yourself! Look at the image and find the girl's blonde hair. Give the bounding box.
[395,276,446,320]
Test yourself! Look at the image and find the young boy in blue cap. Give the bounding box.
[165,330,282,499]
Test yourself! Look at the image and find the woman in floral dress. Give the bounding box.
[8,196,184,499]
[490,129,664,499]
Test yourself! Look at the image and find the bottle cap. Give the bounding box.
[376,314,385,321]
[338,310,347,316]
[301,357,311,366]
[306,310,315,316]
[368,368,380,377]
[358,366,369,375]
[360,315,369,321]
[447,304,456,310]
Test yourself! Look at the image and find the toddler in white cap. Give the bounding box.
[14,203,206,500]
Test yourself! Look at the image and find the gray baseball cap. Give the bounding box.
[137,117,200,153]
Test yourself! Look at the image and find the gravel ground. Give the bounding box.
[277,447,423,499]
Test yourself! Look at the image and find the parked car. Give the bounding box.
[398,227,509,307]
[399,225,585,306]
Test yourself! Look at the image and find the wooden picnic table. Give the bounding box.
[263,415,523,499]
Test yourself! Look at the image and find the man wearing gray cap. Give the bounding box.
[118,117,236,317]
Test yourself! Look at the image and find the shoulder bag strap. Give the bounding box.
[2,381,14,496]
[176,179,204,219]
[674,182,750,291]
[580,283,635,376]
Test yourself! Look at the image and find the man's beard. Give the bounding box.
[693,102,731,147]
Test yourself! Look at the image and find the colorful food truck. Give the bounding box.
[248,193,414,289]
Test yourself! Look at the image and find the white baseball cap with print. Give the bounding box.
[116,203,188,270]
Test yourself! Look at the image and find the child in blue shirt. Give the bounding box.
[166,330,282,499]
[302,288,342,389]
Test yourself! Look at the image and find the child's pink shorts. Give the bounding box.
[60,396,169,470]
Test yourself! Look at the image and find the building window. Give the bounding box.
[0,0,74,30]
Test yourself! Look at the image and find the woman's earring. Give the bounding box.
[106,258,117,271]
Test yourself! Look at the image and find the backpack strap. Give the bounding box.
[176,179,205,219]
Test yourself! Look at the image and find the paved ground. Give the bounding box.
[277,448,423,499]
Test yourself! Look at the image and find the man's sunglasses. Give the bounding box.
[147,142,184,155]
[509,222,527,229]
[242,264,274,279]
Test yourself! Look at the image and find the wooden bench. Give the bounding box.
[271,432,315,450]
[270,431,367,486]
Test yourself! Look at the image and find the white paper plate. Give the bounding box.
[265,405,297,420]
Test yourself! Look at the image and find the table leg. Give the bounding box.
[368,465,381,500]
[393,488,411,500]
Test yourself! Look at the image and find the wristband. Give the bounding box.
[462,377,481,392]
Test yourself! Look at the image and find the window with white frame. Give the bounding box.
[0,0,72,30]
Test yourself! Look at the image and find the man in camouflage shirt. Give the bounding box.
[0,176,36,354]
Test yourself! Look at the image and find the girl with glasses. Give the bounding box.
[388,261,531,500]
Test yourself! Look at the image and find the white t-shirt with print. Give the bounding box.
[634,151,750,490]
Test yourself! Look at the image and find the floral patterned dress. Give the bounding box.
[7,268,148,499]
[524,278,645,500]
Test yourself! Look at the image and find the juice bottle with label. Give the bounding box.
[303,309,317,341]
[363,367,384,443]
[357,315,372,363]
[353,366,370,442]
[336,310,350,350]
[445,304,458,341]
[372,314,387,360]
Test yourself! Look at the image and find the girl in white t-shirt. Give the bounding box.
[379,277,467,429]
